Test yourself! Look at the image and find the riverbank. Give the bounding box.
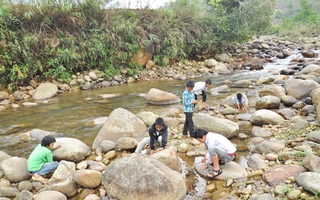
[1,35,320,199]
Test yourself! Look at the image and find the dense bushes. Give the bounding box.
[0,0,274,91]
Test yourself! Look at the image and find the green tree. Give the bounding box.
[294,0,319,24]
[206,0,275,43]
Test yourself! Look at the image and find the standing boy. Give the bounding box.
[28,135,61,184]
[182,80,198,138]
[193,128,237,180]
[135,117,168,155]
[193,79,212,110]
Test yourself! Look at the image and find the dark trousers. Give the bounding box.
[195,91,207,102]
[183,112,194,136]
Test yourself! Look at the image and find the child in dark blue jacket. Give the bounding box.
[135,117,168,154]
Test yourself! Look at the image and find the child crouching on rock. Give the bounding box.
[27,135,61,185]
[135,117,168,155]
[193,128,237,180]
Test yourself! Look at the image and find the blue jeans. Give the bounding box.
[31,161,58,176]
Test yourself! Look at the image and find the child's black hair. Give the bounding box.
[205,79,212,85]
[193,128,208,139]
[155,117,164,126]
[237,93,242,100]
[186,80,195,88]
[41,135,56,147]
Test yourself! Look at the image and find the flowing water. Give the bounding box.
[0,53,303,199]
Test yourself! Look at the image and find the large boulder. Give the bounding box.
[0,157,30,182]
[285,78,319,99]
[102,154,187,200]
[193,113,239,138]
[255,95,281,109]
[258,84,286,99]
[32,82,58,100]
[250,109,285,126]
[92,108,147,150]
[194,158,247,180]
[52,138,90,163]
[25,129,50,141]
[145,88,181,105]
[297,64,320,75]
[231,80,252,88]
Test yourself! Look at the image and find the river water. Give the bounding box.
[0,53,301,199]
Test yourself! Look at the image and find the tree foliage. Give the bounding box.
[271,0,320,37]
[206,0,275,44]
[0,0,276,91]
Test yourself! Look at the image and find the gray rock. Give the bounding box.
[53,138,90,163]
[100,140,116,153]
[15,190,34,200]
[281,95,298,107]
[0,151,11,163]
[303,154,320,172]
[255,95,280,109]
[145,88,180,105]
[210,85,230,93]
[92,108,147,150]
[102,154,187,200]
[18,181,32,191]
[0,157,30,182]
[50,160,75,185]
[231,79,252,88]
[87,160,107,172]
[307,130,320,143]
[194,113,239,138]
[136,111,157,127]
[250,139,285,154]
[116,137,138,150]
[34,190,67,200]
[27,129,50,141]
[296,172,320,194]
[47,181,78,198]
[33,82,58,100]
[251,126,272,138]
[247,153,267,170]
[73,170,102,188]
[151,146,182,173]
[285,78,319,99]
[258,84,286,98]
[250,109,284,126]
[194,158,247,180]
[0,187,19,198]
[277,108,296,120]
